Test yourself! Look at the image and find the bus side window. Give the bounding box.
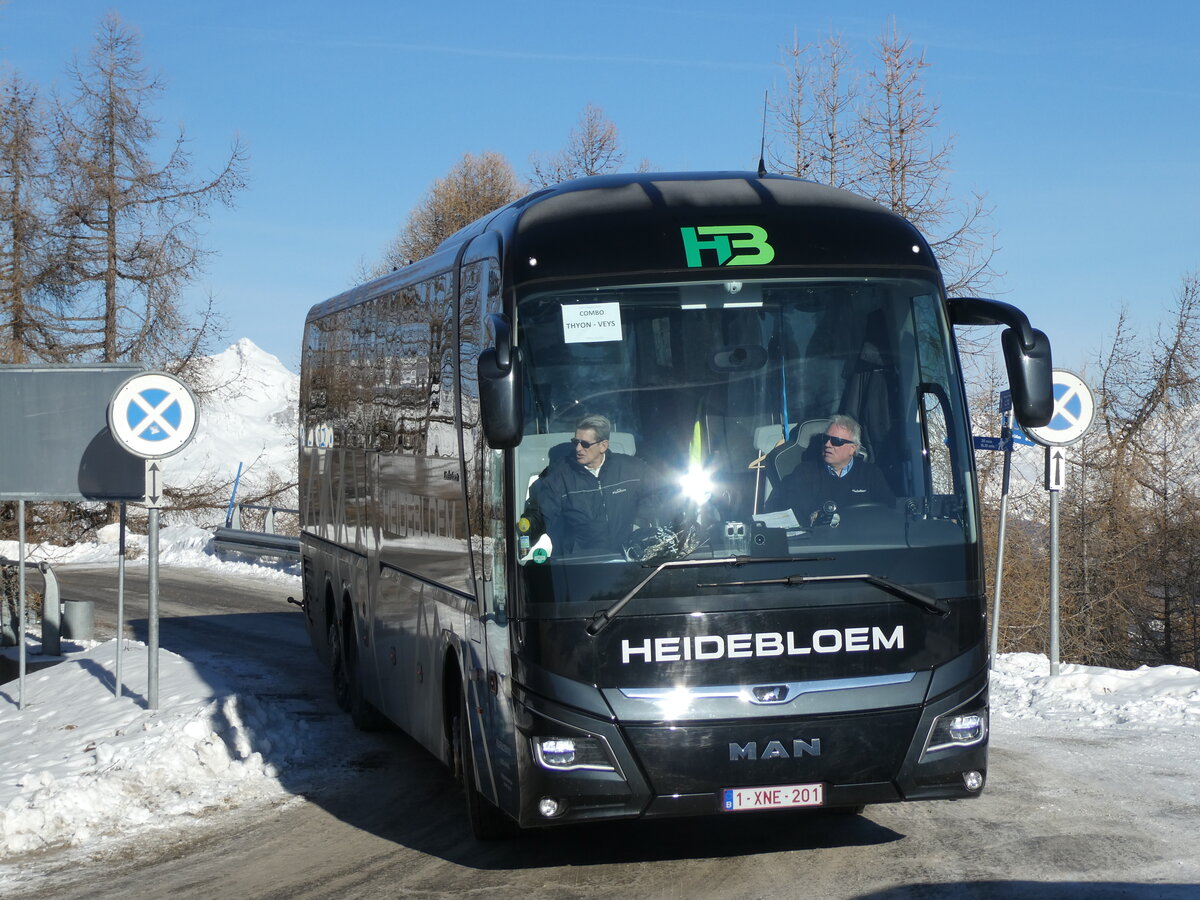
[461,257,507,613]
[921,390,953,497]
[917,385,967,523]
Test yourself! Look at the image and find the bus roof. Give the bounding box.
[307,172,941,323]
[461,172,940,289]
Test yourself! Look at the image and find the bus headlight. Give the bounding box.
[925,705,988,754]
[533,736,616,772]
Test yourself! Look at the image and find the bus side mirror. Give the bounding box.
[949,296,1054,428]
[1002,327,1053,428]
[479,314,523,449]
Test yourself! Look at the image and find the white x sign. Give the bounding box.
[130,390,182,439]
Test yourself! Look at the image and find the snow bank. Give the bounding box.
[0,641,305,855]
[0,523,298,583]
[992,651,1200,731]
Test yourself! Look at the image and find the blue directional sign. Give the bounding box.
[108,372,198,459]
[974,428,1037,452]
[1010,424,1037,447]
[1026,370,1095,448]
[973,435,1012,452]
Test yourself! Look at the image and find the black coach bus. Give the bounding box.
[299,172,1052,837]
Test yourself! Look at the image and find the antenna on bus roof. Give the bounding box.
[757,91,768,178]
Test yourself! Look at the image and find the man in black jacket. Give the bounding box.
[774,414,893,526]
[521,414,656,557]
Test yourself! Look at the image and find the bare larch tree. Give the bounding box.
[0,74,55,362]
[49,12,246,366]
[771,31,863,191]
[529,104,627,188]
[770,22,997,297]
[374,151,524,273]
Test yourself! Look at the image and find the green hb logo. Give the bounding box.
[680,225,775,268]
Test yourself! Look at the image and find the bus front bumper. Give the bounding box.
[508,673,988,828]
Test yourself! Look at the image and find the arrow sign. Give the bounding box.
[145,460,164,509]
[1045,447,1067,491]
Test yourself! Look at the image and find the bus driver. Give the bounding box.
[519,414,656,558]
[772,414,893,525]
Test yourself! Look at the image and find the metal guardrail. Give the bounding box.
[227,502,295,533]
[213,504,300,560]
[212,526,300,560]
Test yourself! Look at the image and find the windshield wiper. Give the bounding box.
[586,555,829,635]
[694,572,951,617]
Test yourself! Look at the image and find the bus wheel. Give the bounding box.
[329,621,352,713]
[329,620,387,731]
[453,693,515,840]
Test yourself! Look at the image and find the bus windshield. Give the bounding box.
[514,277,977,608]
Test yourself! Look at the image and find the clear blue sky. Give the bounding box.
[2,1,1197,375]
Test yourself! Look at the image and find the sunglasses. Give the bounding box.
[820,434,856,447]
[571,438,606,449]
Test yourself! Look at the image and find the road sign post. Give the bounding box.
[0,364,145,708]
[1043,445,1069,675]
[1026,370,1095,676]
[989,396,1015,669]
[107,372,198,710]
[17,500,26,709]
[116,502,126,700]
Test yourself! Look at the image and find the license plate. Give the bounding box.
[722,783,825,812]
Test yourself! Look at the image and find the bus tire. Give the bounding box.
[329,620,387,731]
[329,621,352,713]
[453,693,515,840]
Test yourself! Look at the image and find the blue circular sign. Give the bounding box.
[1026,370,1095,447]
[108,372,198,458]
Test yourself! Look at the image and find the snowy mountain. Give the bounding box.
[170,338,299,502]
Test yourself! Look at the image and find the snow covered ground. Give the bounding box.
[0,526,303,861]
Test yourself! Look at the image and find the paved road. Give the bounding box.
[7,566,1198,899]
